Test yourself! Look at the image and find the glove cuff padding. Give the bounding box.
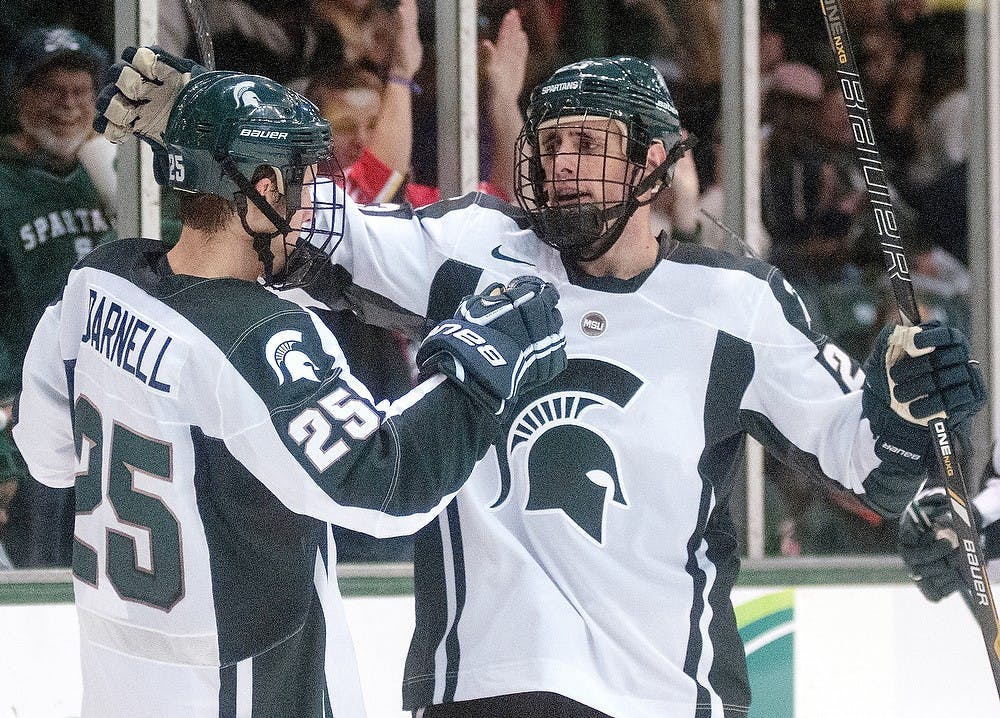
[862,462,928,518]
[416,317,565,416]
[861,384,930,472]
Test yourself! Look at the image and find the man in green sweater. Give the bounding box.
[0,26,114,567]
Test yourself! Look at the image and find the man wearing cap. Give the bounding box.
[0,26,116,568]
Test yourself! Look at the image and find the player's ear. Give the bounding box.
[250,165,285,203]
[253,174,277,200]
[645,140,667,172]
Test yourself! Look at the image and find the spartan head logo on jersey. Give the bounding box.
[494,358,643,544]
[265,330,321,385]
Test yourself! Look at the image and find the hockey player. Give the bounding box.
[99,51,985,718]
[15,70,566,718]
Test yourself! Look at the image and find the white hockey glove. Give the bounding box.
[94,46,205,146]
[416,276,567,416]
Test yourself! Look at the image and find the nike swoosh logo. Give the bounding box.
[491,245,535,266]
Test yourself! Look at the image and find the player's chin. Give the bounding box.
[549,193,592,208]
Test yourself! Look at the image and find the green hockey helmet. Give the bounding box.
[163,70,331,200]
[162,71,343,288]
[526,56,681,164]
[515,56,688,262]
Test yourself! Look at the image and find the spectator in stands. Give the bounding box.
[760,62,829,267]
[478,0,558,100]
[855,8,921,183]
[309,0,395,72]
[305,0,527,203]
[0,27,115,568]
[159,0,343,83]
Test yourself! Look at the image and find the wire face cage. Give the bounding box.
[274,168,347,291]
[515,109,650,261]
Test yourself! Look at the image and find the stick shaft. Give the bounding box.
[182,0,215,70]
[819,0,1000,696]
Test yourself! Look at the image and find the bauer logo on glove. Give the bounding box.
[417,276,567,416]
[424,323,509,367]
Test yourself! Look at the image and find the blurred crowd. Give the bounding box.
[0,0,977,566]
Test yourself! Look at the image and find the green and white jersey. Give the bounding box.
[0,138,115,399]
[13,238,499,718]
[306,189,889,718]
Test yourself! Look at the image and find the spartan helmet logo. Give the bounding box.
[232,80,262,108]
[494,358,643,544]
[44,29,81,53]
[265,330,321,385]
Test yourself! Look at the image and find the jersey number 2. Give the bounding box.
[72,396,183,612]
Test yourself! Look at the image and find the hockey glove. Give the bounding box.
[94,46,204,147]
[416,276,567,416]
[898,486,967,602]
[861,321,986,473]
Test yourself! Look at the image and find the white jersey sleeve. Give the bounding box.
[740,268,878,494]
[13,299,75,489]
[306,184,541,338]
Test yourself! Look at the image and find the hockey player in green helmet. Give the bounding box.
[99,52,984,718]
[515,56,688,262]
[15,66,565,718]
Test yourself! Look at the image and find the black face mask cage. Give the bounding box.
[514,110,651,262]
[222,157,345,290]
[275,164,346,291]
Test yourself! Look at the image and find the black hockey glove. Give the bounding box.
[94,46,205,183]
[416,276,567,416]
[861,321,986,473]
[898,486,967,602]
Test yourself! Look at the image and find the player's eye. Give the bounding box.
[578,133,603,154]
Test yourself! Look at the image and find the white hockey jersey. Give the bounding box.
[13,238,502,718]
[305,191,894,717]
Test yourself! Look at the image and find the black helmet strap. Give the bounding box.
[221,157,292,283]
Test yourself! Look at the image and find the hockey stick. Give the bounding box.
[818,0,1000,696]
[182,0,216,70]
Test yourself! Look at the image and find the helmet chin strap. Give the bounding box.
[221,157,294,283]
